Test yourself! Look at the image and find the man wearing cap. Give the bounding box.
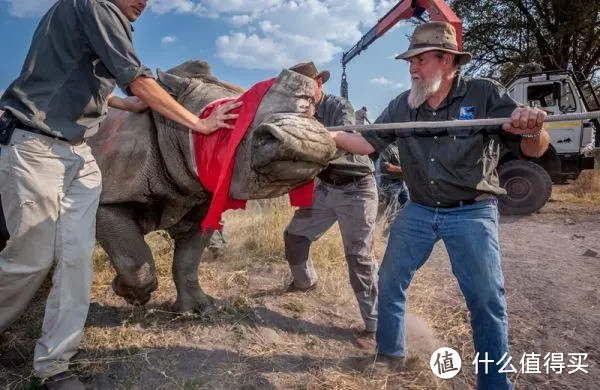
[283,62,379,338]
[0,1,239,388]
[355,106,372,125]
[329,22,549,389]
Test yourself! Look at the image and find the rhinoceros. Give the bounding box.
[94,61,338,311]
[0,60,337,312]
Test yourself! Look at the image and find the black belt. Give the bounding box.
[16,121,72,144]
[436,199,479,208]
[320,173,371,186]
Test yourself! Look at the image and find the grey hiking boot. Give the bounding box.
[43,371,85,390]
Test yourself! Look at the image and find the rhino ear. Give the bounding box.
[157,70,190,96]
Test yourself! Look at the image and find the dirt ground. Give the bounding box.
[408,200,600,389]
[0,197,598,389]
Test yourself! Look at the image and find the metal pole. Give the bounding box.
[327,111,600,133]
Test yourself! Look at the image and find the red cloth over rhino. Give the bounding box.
[193,78,315,232]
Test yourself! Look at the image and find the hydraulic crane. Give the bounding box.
[340,0,462,98]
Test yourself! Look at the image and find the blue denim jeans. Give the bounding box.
[377,199,513,390]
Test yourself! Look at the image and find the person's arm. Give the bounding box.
[385,164,403,174]
[501,106,550,158]
[520,129,550,157]
[129,77,241,134]
[331,97,402,156]
[485,80,550,158]
[108,95,149,113]
[80,1,240,134]
[379,144,402,174]
[329,131,376,155]
[365,116,372,124]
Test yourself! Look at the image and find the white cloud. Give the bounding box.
[370,77,403,88]
[216,32,339,70]
[204,0,282,14]
[4,0,55,17]
[150,0,204,15]
[370,77,392,85]
[150,0,396,71]
[161,36,177,44]
[258,20,279,34]
[229,14,252,26]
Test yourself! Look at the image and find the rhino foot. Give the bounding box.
[172,286,216,314]
[112,275,158,306]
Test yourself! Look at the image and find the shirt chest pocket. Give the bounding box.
[441,136,484,168]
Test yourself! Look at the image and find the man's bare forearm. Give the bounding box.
[108,95,148,113]
[520,128,550,158]
[129,77,204,131]
[329,131,375,155]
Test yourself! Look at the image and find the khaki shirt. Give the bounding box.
[0,0,153,142]
[316,94,374,179]
[363,76,522,207]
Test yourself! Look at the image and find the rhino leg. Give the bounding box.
[168,204,215,313]
[96,204,158,305]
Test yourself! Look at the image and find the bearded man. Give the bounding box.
[329,22,549,389]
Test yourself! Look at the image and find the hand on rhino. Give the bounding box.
[195,100,242,133]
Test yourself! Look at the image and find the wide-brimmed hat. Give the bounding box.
[395,22,471,65]
[289,61,330,84]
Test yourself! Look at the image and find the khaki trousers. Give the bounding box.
[284,175,379,331]
[0,129,101,378]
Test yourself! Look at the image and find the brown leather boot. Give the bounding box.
[361,354,407,374]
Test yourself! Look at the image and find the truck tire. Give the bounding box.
[498,160,552,215]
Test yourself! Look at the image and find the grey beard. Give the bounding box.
[407,73,443,109]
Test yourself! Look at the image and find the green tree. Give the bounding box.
[449,0,600,84]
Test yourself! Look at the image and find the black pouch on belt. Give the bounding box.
[0,110,16,145]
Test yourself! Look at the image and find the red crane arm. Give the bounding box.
[340,0,462,98]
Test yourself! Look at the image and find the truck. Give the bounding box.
[499,70,600,214]
[341,0,600,215]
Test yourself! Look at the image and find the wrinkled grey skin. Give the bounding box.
[0,61,334,311]
[87,61,335,312]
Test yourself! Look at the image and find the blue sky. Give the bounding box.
[0,0,415,118]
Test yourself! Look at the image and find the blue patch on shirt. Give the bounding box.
[459,106,475,120]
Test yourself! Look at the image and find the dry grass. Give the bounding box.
[7,176,598,388]
[552,168,600,204]
[1,198,450,390]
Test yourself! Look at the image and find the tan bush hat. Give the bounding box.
[395,22,471,65]
[289,61,330,84]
